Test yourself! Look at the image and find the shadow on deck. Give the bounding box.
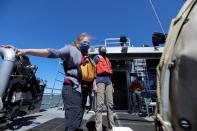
[27,112,155,131]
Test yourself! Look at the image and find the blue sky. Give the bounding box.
[0,0,184,92]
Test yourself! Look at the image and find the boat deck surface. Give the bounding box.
[1,107,155,131]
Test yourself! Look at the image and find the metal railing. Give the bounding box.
[41,60,64,109]
[104,37,131,47]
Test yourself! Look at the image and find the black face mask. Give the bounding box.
[100,51,106,56]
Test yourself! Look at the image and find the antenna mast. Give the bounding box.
[149,0,166,34]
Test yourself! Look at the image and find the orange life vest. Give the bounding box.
[96,55,112,75]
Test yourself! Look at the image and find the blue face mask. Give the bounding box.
[80,41,90,55]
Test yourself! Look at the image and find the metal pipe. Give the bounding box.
[0,47,15,109]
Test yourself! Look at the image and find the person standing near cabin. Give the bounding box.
[131,77,143,113]
[93,46,114,131]
[2,32,91,131]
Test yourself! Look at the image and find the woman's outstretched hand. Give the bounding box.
[16,49,26,56]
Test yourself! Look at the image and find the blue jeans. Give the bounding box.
[132,90,142,112]
[62,84,83,131]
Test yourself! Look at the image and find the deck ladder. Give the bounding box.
[133,59,151,92]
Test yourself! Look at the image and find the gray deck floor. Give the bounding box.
[1,107,155,131]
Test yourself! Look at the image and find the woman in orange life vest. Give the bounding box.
[93,46,114,131]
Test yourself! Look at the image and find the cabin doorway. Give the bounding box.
[112,71,129,110]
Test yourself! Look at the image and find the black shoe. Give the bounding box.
[74,129,83,131]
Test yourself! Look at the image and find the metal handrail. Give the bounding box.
[42,59,64,109]
[105,37,131,47]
